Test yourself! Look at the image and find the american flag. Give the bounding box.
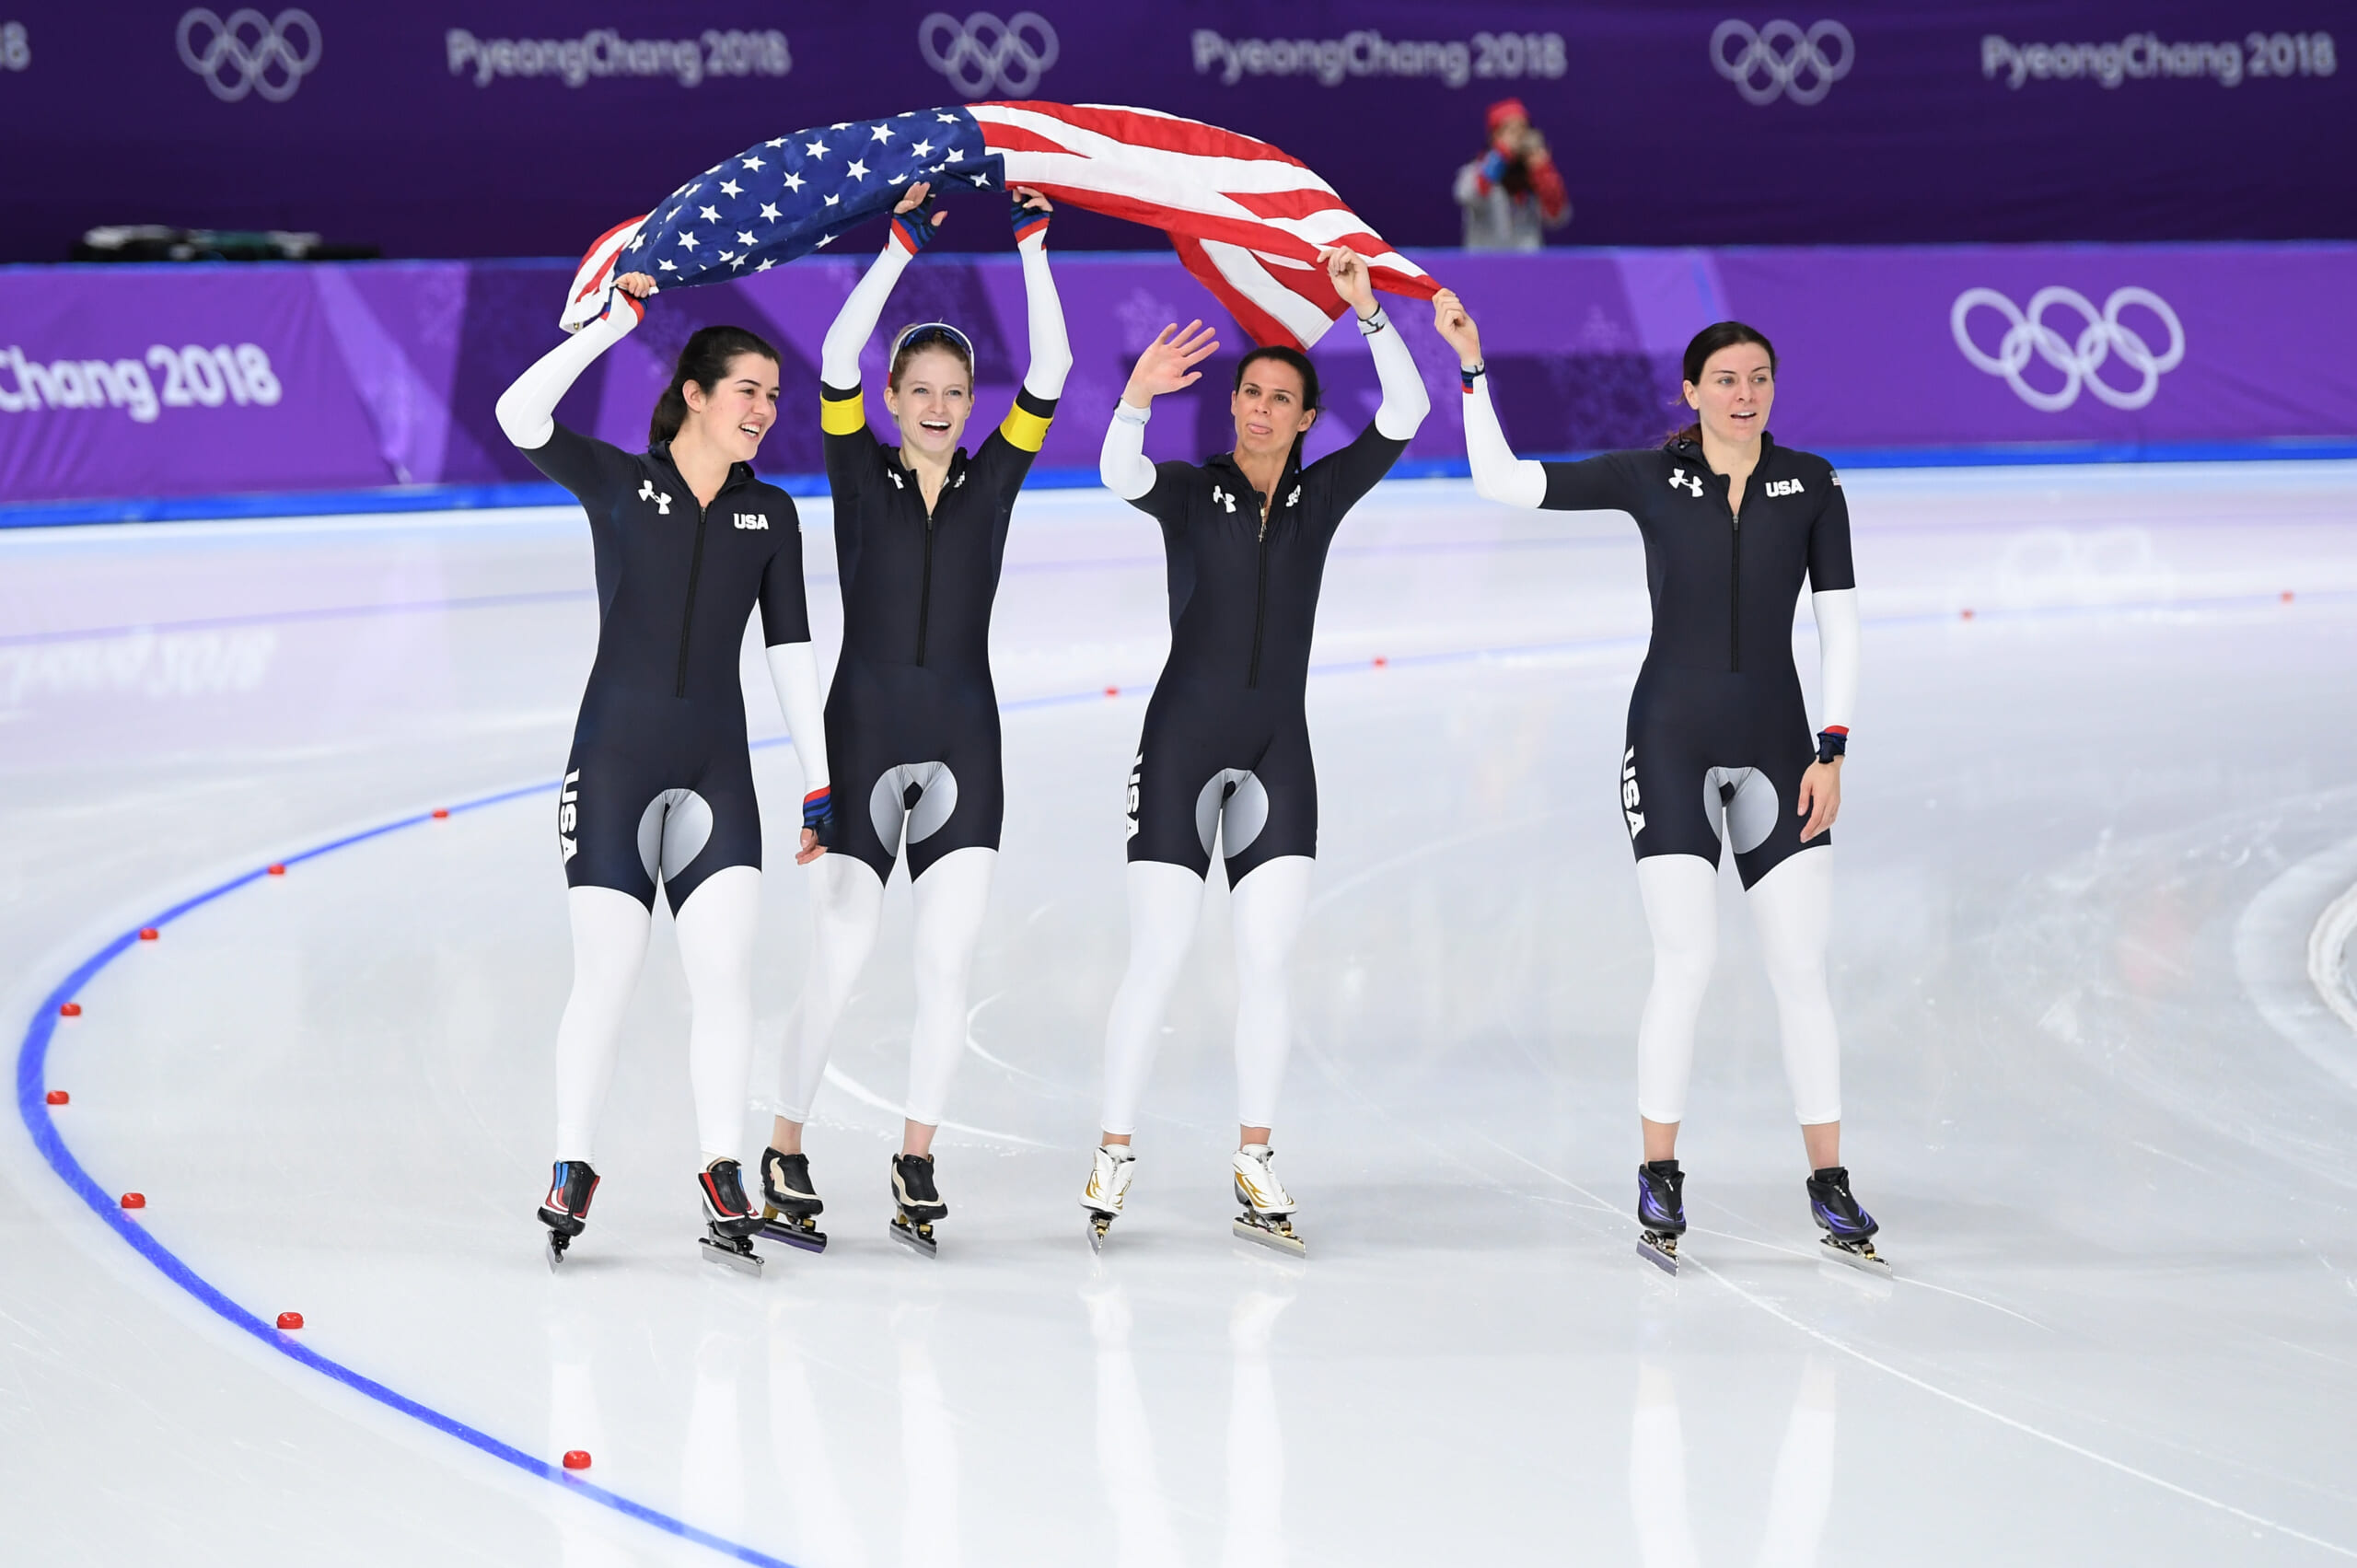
[561,101,1434,350]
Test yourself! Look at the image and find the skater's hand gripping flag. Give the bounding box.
[559,102,1435,351]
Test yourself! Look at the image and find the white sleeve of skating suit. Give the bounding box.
[1459,371,1547,509]
[1362,307,1431,441]
[1100,400,1157,501]
[762,641,830,794]
[1016,226,1072,402]
[493,296,641,450]
[820,238,915,389]
[1811,587,1859,734]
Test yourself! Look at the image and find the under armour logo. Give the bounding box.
[637,479,672,515]
[1667,469,1703,498]
[1620,748,1646,840]
[888,470,904,489]
[954,470,967,488]
[1211,484,1237,514]
[1284,484,1300,508]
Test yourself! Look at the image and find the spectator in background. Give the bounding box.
[1455,98,1571,251]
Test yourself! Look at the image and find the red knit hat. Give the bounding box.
[1486,98,1529,135]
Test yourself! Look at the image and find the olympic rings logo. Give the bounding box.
[1951,286,2187,412]
[1711,18,1852,105]
[918,10,1057,96]
[177,7,321,102]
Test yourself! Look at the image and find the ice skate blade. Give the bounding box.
[890,1214,938,1259]
[1636,1231,1680,1276]
[1819,1236,1890,1277]
[757,1217,828,1254]
[1232,1215,1306,1258]
[699,1237,764,1277]
[544,1234,568,1272]
[1086,1213,1112,1253]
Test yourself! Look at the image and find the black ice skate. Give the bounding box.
[1230,1145,1305,1258]
[889,1153,946,1259]
[1635,1159,1686,1276]
[539,1159,599,1271]
[697,1158,765,1277]
[757,1147,829,1254]
[1807,1167,1887,1275]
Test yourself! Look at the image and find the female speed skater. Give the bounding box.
[1435,296,1883,1276]
[760,181,1071,1259]
[494,270,833,1277]
[1080,248,1434,1257]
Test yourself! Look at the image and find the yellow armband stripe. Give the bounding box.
[997,387,1058,453]
[820,387,866,436]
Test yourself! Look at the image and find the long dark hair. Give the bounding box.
[1234,345,1323,467]
[1666,320,1776,447]
[649,325,781,447]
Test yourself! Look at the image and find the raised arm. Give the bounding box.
[1100,319,1219,504]
[1011,189,1071,402]
[1326,248,1429,440]
[1431,288,1545,508]
[494,283,644,450]
[819,184,937,394]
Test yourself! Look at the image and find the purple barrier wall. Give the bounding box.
[4,242,2353,516]
[2,4,2351,261]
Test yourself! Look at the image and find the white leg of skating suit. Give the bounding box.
[552,886,654,1163]
[672,865,763,1165]
[1097,860,1209,1136]
[1084,1278,1185,1568]
[1746,847,1842,1125]
[904,846,997,1126]
[1753,1357,1837,1568]
[1222,1285,1294,1568]
[681,1328,747,1541]
[766,1301,866,1568]
[895,1302,962,1568]
[776,854,886,1124]
[1629,1361,1701,1568]
[1230,855,1312,1132]
[1634,855,1720,1126]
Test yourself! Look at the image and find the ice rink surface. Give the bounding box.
[5,463,2356,1565]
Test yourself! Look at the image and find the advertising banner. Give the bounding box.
[3,241,2353,515]
[0,4,2350,263]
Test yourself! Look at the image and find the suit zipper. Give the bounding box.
[676,497,711,698]
[1248,508,1271,689]
[1726,490,1742,674]
[914,506,936,667]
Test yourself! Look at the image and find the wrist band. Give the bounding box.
[801,787,832,830]
[1816,727,1848,763]
[1356,307,1388,336]
[1460,362,1485,390]
[1112,401,1150,426]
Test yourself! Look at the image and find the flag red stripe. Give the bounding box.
[1222,187,1354,223]
[979,100,1310,170]
[1171,235,1307,350]
[975,120,1085,158]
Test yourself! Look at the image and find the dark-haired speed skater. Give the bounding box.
[1436,296,1884,1276]
[494,271,832,1276]
[1081,249,1433,1256]
[761,181,1070,1259]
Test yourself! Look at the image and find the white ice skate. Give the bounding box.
[1081,1145,1136,1252]
[1231,1144,1305,1257]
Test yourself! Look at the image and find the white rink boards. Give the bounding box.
[4,464,2356,1566]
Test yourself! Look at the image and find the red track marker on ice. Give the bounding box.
[1960,608,1976,621]
[276,1312,304,1330]
[2282,589,2295,602]
[139,928,158,941]
[58,1003,80,1017]
[1103,685,1119,697]
[267,864,286,876]
[432,807,450,819]
[1372,656,1387,667]
[563,1450,592,1470]
[120,1192,145,1210]
[45,1089,67,1106]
